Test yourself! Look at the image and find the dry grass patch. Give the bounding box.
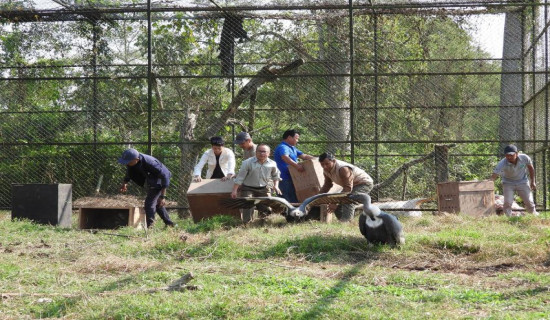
[74,254,161,274]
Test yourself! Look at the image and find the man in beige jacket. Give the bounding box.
[319,152,374,221]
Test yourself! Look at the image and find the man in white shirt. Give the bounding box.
[489,144,537,216]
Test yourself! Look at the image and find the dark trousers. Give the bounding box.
[279,178,299,203]
[144,187,173,227]
[240,185,270,223]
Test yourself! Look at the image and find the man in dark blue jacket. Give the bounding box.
[118,148,175,228]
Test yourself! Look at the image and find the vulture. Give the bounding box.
[348,193,405,246]
[220,192,359,220]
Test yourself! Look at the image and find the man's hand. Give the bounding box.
[221,174,234,181]
[193,175,202,182]
[273,187,282,195]
[119,183,128,193]
[295,163,305,172]
[231,190,238,199]
[531,181,537,191]
[157,197,166,207]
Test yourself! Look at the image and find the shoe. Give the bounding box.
[166,222,177,228]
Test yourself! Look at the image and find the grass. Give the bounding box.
[1,210,550,319]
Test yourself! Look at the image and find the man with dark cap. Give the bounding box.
[118,148,175,228]
[489,144,538,216]
[234,131,257,160]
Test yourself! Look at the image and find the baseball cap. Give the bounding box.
[234,132,251,144]
[504,144,518,155]
[118,148,140,165]
[210,136,225,146]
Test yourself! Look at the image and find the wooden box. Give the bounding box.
[12,183,72,228]
[288,159,342,202]
[187,179,241,223]
[437,180,495,216]
[79,207,145,229]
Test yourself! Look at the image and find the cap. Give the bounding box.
[504,144,518,155]
[118,148,140,165]
[234,132,251,144]
[210,136,225,146]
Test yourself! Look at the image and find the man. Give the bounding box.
[118,148,175,228]
[273,129,314,203]
[489,144,537,216]
[318,152,374,221]
[234,131,257,160]
[231,144,282,223]
[193,136,235,182]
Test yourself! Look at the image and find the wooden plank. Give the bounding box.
[288,158,342,202]
[319,204,332,223]
[187,179,235,194]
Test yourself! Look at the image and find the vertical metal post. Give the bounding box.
[544,0,548,210]
[92,22,99,180]
[349,0,355,164]
[373,13,379,200]
[147,0,153,154]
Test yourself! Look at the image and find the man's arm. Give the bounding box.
[231,183,241,199]
[319,175,333,193]
[338,167,354,193]
[527,164,537,190]
[281,154,305,172]
[193,151,209,182]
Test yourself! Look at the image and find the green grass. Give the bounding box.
[1,211,550,319]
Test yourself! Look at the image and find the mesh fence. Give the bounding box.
[1,0,549,211]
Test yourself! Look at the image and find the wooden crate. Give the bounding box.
[187,179,241,223]
[437,180,495,216]
[288,159,343,202]
[79,206,145,229]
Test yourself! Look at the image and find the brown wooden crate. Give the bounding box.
[187,179,241,223]
[79,206,145,229]
[288,159,342,202]
[437,180,495,216]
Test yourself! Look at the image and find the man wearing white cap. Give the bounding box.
[118,148,175,228]
[234,131,257,160]
[489,144,537,216]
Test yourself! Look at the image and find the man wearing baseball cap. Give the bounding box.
[118,148,175,228]
[489,144,538,216]
[234,131,256,160]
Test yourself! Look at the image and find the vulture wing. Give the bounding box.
[300,192,360,214]
[220,197,293,212]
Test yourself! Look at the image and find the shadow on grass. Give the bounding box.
[295,263,365,320]
[259,234,383,263]
[30,272,158,318]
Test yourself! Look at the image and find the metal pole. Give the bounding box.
[349,0,355,164]
[147,0,153,154]
[373,13,380,200]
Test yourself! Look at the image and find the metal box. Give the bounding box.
[288,159,342,202]
[437,180,495,216]
[11,183,73,227]
[79,206,145,229]
[187,179,241,223]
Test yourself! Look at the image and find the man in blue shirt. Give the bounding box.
[118,148,175,228]
[273,129,314,203]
